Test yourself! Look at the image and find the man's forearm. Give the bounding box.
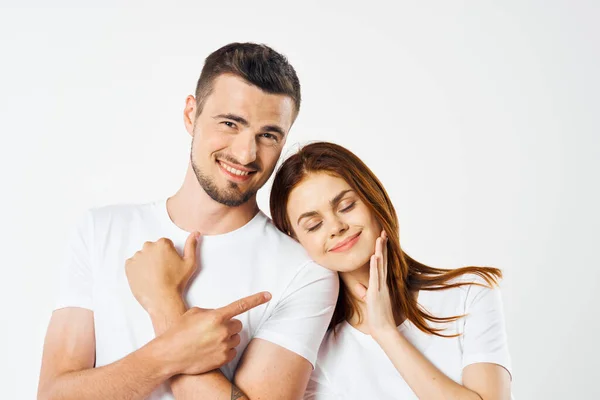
[38,339,175,400]
[149,298,249,400]
[171,370,249,400]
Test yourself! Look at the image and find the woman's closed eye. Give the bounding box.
[339,201,356,213]
[305,202,355,233]
[307,221,323,232]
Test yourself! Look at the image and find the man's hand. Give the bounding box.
[156,291,272,376]
[125,232,273,376]
[125,232,200,315]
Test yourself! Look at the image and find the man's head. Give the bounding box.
[184,43,301,207]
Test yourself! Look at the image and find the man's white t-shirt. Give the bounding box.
[305,274,512,399]
[55,200,339,400]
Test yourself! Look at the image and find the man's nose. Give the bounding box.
[230,131,257,166]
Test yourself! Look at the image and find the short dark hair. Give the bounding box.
[194,42,301,118]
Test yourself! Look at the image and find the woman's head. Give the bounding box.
[271,141,502,334]
[270,142,397,274]
[271,142,411,328]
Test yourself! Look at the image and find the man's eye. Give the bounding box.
[339,202,356,213]
[223,121,236,128]
[307,222,322,232]
[259,133,278,141]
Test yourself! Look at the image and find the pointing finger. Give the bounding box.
[218,291,272,319]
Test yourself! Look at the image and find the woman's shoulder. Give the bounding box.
[317,323,351,355]
[309,326,347,388]
[417,272,501,313]
[440,271,500,297]
[447,271,497,286]
[314,323,365,364]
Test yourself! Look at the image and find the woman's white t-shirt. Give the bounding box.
[305,274,512,399]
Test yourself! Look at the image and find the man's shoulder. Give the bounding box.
[251,212,336,276]
[86,200,161,223]
[254,213,312,260]
[78,200,164,238]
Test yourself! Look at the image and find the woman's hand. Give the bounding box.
[355,231,397,341]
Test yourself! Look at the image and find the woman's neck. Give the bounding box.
[339,264,372,333]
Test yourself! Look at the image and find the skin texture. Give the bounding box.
[286,172,512,399]
[38,74,315,400]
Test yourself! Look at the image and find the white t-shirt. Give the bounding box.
[55,200,339,400]
[305,274,512,399]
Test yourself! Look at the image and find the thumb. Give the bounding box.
[355,282,368,301]
[183,231,200,263]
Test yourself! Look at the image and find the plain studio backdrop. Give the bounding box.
[1,1,598,398]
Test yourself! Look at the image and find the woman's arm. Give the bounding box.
[359,233,511,400]
[374,327,510,400]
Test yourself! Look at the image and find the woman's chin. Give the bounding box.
[320,255,371,274]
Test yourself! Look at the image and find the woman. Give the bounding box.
[270,142,512,399]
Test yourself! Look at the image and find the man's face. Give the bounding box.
[186,74,295,207]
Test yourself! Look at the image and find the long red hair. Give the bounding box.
[270,142,502,336]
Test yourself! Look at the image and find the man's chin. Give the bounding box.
[211,188,256,207]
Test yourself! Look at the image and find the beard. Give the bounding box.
[190,148,260,208]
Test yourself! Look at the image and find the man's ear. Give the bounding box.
[183,95,197,137]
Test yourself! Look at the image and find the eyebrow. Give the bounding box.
[213,113,286,137]
[261,124,286,137]
[296,189,354,225]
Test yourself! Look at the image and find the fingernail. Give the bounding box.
[264,292,272,301]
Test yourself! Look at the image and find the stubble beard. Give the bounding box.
[190,148,258,208]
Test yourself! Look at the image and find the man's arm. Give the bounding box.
[235,338,313,399]
[37,308,176,400]
[167,339,314,400]
[125,233,337,399]
[149,298,312,400]
[146,295,246,400]
[38,301,249,400]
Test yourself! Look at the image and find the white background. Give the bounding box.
[1,1,598,398]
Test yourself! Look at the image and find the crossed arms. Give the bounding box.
[38,233,330,399]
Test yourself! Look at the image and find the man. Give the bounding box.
[38,42,339,400]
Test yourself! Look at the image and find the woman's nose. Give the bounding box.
[329,218,349,238]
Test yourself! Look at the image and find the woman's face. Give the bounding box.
[286,172,381,273]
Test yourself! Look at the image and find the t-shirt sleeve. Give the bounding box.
[253,261,339,368]
[54,210,95,311]
[461,276,512,378]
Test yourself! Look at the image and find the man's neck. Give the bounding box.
[166,164,260,235]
